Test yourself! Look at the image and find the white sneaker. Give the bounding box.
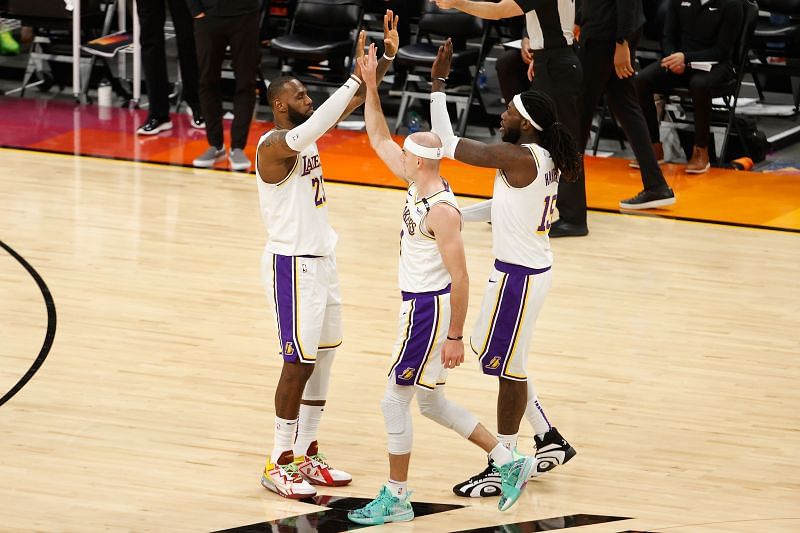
[295,450,352,487]
[261,453,316,500]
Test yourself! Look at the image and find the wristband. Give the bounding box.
[383,53,395,61]
[447,335,463,341]
[433,76,447,83]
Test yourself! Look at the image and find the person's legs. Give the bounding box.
[166,0,202,115]
[533,48,588,233]
[227,13,260,151]
[194,15,228,150]
[634,61,681,145]
[136,0,171,132]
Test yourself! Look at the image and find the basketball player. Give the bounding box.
[256,13,400,499]
[347,45,536,525]
[429,40,579,497]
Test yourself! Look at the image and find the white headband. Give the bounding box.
[403,136,443,160]
[512,94,543,132]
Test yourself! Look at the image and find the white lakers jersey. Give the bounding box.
[491,143,559,269]
[256,130,338,256]
[398,180,460,293]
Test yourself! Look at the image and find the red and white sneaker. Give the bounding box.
[294,441,352,487]
[260,450,316,499]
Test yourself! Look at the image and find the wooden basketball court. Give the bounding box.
[1,148,798,532]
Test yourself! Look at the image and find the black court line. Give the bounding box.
[453,514,631,532]
[0,239,57,408]
[213,495,464,532]
[2,146,798,235]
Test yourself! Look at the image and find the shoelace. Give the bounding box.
[497,458,522,481]
[360,489,396,515]
[278,461,302,482]
[308,452,329,467]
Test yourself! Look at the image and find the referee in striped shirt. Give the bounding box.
[433,0,587,237]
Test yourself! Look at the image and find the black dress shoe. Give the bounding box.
[549,220,589,238]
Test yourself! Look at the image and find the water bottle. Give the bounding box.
[477,67,488,90]
[97,80,112,107]
[407,111,422,134]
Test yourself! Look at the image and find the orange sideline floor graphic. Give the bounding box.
[1,96,798,232]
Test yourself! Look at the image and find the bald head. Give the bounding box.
[408,131,442,150]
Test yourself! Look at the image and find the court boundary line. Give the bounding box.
[0,239,57,408]
[2,146,798,234]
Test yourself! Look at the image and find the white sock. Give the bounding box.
[387,479,408,498]
[489,442,513,466]
[293,404,324,457]
[496,432,518,451]
[524,380,552,438]
[271,416,297,463]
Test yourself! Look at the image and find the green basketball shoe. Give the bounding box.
[347,485,414,525]
[497,450,536,511]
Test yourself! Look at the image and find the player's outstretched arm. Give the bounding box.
[257,72,364,184]
[360,44,406,181]
[338,10,400,123]
[427,204,468,370]
[432,0,523,20]
[461,199,492,223]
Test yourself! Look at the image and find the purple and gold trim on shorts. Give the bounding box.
[474,261,550,380]
[273,254,310,363]
[388,289,447,389]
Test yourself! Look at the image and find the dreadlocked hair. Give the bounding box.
[519,90,581,183]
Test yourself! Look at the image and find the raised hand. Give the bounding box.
[383,9,400,58]
[432,38,453,81]
[359,43,379,89]
[351,30,367,81]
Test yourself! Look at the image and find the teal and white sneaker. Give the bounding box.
[347,485,414,525]
[497,450,536,511]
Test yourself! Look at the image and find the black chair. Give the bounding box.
[747,0,800,111]
[662,0,759,162]
[269,0,365,85]
[392,4,492,136]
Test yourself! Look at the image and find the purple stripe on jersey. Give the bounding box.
[393,296,438,386]
[494,259,551,276]
[274,254,300,363]
[480,274,526,377]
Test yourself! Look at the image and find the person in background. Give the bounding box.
[634,0,744,174]
[188,0,261,172]
[136,0,204,135]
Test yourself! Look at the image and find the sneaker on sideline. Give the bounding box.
[193,145,226,168]
[619,186,676,210]
[136,117,172,136]
[229,148,251,171]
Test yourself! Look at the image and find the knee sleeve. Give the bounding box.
[302,349,335,401]
[416,389,479,439]
[381,382,415,454]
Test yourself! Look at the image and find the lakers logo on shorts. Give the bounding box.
[485,356,501,370]
[401,367,416,380]
[284,341,295,356]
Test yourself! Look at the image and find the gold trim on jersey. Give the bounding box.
[272,255,284,356]
[473,273,508,358]
[416,295,442,390]
[292,258,313,362]
[501,275,531,380]
[418,200,460,240]
[275,154,300,187]
[318,340,342,351]
[388,300,415,377]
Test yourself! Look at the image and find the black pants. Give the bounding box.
[529,47,585,226]
[575,30,669,208]
[635,61,733,148]
[194,13,260,150]
[137,0,200,121]
[495,47,530,104]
